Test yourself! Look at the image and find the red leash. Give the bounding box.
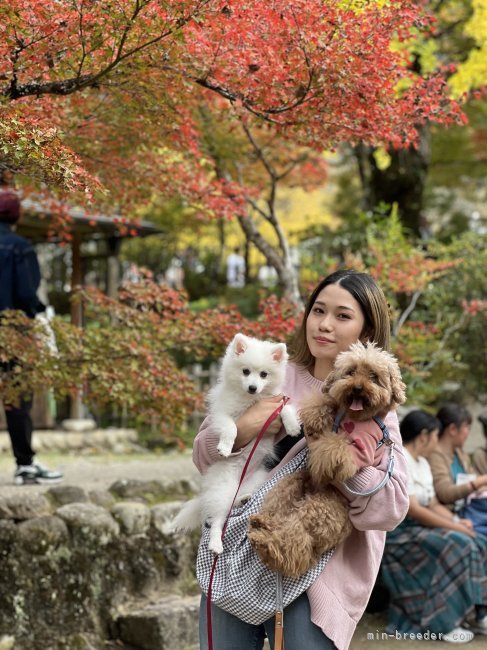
[207,397,290,650]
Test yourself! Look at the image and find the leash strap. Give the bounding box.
[275,572,284,650]
[342,441,395,497]
[331,411,395,497]
[207,397,290,650]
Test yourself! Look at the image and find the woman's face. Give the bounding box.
[424,428,439,455]
[451,421,471,449]
[306,283,366,378]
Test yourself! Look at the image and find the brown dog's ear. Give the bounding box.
[390,366,406,406]
[322,368,338,394]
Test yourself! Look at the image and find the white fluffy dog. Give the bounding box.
[172,333,301,554]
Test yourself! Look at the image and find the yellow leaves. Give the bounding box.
[372,147,391,171]
[337,0,391,14]
[450,0,487,95]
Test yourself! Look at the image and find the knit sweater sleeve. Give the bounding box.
[427,448,473,505]
[335,410,409,531]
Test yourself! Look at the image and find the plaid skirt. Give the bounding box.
[381,518,487,635]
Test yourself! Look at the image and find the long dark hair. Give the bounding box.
[436,403,472,438]
[289,269,391,368]
[400,409,440,444]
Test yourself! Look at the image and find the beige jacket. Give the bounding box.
[427,446,476,507]
[473,447,487,475]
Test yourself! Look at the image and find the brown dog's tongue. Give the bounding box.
[350,398,363,411]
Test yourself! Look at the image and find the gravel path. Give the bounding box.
[0,449,199,497]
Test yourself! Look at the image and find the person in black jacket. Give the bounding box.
[0,169,63,485]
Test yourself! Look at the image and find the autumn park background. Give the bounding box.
[0,0,486,447]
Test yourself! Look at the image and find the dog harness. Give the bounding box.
[331,411,396,497]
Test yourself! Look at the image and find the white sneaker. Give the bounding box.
[468,615,487,635]
[442,627,475,644]
[14,462,63,485]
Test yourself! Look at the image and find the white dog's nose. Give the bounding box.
[248,385,257,394]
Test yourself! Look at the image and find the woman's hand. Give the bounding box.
[472,474,487,491]
[458,518,474,532]
[233,395,285,451]
[450,517,476,538]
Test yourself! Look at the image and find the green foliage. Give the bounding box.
[335,212,486,406]
[423,232,487,400]
[2,219,486,442]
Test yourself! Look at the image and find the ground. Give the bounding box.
[0,436,486,649]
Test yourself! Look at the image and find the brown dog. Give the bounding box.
[248,342,406,577]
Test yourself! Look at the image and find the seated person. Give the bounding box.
[472,414,487,475]
[381,409,487,642]
[428,404,487,537]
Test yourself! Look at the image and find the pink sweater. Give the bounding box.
[193,363,409,650]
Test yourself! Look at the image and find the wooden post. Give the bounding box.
[70,232,83,419]
[106,236,121,300]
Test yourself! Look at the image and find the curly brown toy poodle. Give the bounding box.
[248,341,406,577]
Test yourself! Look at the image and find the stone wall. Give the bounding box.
[0,479,200,650]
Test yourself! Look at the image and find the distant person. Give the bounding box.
[226,247,245,288]
[428,403,487,537]
[473,414,487,475]
[381,409,487,642]
[0,169,63,485]
[257,263,278,288]
[165,256,185,290]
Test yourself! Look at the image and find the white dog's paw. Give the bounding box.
[217,440,233,457]
[281,406,302,437]
[285,420,302,437]
[209,536,223,555]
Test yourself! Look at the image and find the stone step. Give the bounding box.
[114,594,200,650]
[0,428,139,453]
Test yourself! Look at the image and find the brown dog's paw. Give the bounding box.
[307,434,358,484]
[329,453,358,483]
[249,529,317,577]
[248,530,282,572]
[248,513,273,533]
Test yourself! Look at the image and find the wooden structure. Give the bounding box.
[1,197,161,426]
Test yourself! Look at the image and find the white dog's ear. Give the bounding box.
[233,333,248,356]
[272,343,287,363]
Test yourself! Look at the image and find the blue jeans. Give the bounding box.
[199,592,337,650]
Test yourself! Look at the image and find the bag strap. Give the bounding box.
[207,397,290,650]
[275,572,284,650]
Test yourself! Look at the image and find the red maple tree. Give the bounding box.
[0,0,465,210]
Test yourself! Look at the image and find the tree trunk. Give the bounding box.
[355,125,431,238]
[236,214,302,307]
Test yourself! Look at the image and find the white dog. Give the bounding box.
[172,333,301,554]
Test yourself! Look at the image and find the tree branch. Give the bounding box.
[3,2,208,100]
[392,290,421,338]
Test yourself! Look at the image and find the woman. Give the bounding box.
[193,269,409,650]
[381,409,487,643]
[428,404,487,537]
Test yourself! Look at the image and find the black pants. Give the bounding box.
[4,397,35,467]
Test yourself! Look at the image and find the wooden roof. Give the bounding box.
[17,197,161,244]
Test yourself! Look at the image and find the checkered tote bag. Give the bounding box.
[196,448,334,625]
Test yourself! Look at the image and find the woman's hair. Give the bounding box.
[400,409,440,444]
[289,269,391,368]
[436,403,472,438]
